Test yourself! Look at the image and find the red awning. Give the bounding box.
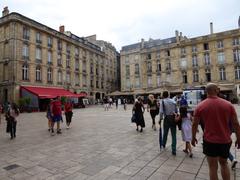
[21,86,79,99]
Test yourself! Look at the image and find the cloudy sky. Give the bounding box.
[2,0,240,51]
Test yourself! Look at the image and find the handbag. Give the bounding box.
[131,112,136,123]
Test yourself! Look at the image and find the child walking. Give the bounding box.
[176,106,193,158]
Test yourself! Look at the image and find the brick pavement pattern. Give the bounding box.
[0,105,240,180]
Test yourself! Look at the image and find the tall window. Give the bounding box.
[192,55,198,67]
[66,57,70,67]
[217,52,225,64]
[75,47,79,56]
[147,53,151,59]
[135,64,139,75]
[181,47,186,55]
[233,49,240,62]
[58,70,62,83]
[217,40,224,48]
[126,65,130,76]
[157,75,161,87]
[156,51,160,59]
[147,76,152,87]
[47,37,52,47]
[233,38,239,46]
[166,62,171,71]
[47,68,52,82]
[57,40,62,50]
[192,45,197,53]
[235,66,240,79]
[48,51,52,64]
[204,53,211,65]
[157,61,161,71]
[36,32,41,43]
[66,72,70,83]
[125,56,129,64]
[22,44,29,59]
[182,71,187,83]
[219,67,226,80]
[22,64,29,80]
[36,66,41,81]
[193,70,199,82]
[75,59,79,71]
[147,62,152,72]
[36,48,41,60]
[203,43,209,50]
[126,78,130,89]
[205,69,211,82]
[57,53,62,66]
[23,27,30,40]
[135,77,140,88]
[75,73,80,86]
[83,75,87,86]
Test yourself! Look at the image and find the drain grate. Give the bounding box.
[3,164,20,171]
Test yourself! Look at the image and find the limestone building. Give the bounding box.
[0,7,119,108]
[120,21,240,101]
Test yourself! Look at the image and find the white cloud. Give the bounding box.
[2,0,240,50]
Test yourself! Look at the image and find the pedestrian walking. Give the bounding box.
[50,96,62,135]
[5,103,20,139]
[147,94,159,131]
[46,99,52,132]
[132,97,145,132]
[103,97,109,111]
[176,106,193,158]
[123,99,127,111]
[192,83,240,180]
[160,91,178,155]
[115,99,118,109]
[64,99,73,129]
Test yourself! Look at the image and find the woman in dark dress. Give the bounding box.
[133,97,145,132]
[147,94,159,131]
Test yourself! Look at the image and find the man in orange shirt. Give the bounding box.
[192,83,240,180]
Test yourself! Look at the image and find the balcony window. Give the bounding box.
[233,38,239,46]
[203,43,209,51]
[23,27,30,40]
[147,62,152,72]
[157,61,161,71]
[204,53,211,65]
[36,66,41,81]
[192,55,198,67]
[48,37,53,47]
[47,68,52,82]
[48,51,52,64]
[147,76,152,87]
[193,70,199,82]
[66,58,70,68]
[57,53,62,66]
[217,52,225,64]
[182,71,187,84]
[180,58,187,69]
[233,49,240,62]
[58,70,62,83]
[66,44,71,53]
[166,62,171,71]
[36,32,41,44]
[22,64,29,80]
[75,47,79,56]
[219,67,226,81]
[205,69,211,82]
[217,40,224,49]
[57,40,62,50]
[36,48,42,60]
[75,59,79,71]
[192,45,197,53]
[135,77,140,88]
[22,44,29,60]
[126,65,130,76]
[66,72,70,83]
[235,66,240,79]
[147,53,151,59]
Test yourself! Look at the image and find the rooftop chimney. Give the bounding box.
[141,38,144,48]
[59,25,65,33]
[179,32,183,40]
[210,22,213,34]
[175,30,179,43]
[2,6,9,17]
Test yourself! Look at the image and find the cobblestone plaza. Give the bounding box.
[0,105,240,180]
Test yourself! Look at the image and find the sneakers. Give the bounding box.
[152,124,156,131]
[57,129,62,134]
[189,153,193,158]
[231,159,238,169]
[51,129,55,136]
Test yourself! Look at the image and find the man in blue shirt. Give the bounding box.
[160,91,178,155]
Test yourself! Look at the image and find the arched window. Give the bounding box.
[22,63,29,80]
[36,66,41,81]
[47,68,52,82]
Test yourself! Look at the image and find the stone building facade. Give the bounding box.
[120,23,240,100]
[0,7,119,104]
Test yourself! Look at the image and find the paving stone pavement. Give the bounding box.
[0,104,240,180]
